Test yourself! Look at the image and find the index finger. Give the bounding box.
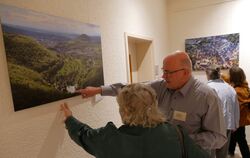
[75,89,83,94]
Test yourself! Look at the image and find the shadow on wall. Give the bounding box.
[37,111,65,158]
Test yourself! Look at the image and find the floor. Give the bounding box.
[228,149,241,158]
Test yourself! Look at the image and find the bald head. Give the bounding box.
[162,51,192,90]
[163,51,192,71]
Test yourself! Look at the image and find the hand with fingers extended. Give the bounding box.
[60,103,72,121]
[76,86,102,98]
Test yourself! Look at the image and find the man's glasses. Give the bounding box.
[162,68,185,75]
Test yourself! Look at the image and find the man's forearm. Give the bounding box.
[101,83,126,96]
[190,131,227,150]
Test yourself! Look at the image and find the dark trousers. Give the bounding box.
[229,126,250,158]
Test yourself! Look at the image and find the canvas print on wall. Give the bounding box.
[185,33,239,71]
[0,4,104,111]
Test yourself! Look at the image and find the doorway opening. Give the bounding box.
[125,33,155,83]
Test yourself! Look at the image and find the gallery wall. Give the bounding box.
[167,0,250,142]
[167,0,250,83]
[0,0,169,157]
[2,0,247,157]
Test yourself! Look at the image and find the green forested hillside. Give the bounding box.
[4,32,103,111]
[4,33,59,72]
[8,63,69,110]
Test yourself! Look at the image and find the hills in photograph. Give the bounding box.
[2,24,104,111]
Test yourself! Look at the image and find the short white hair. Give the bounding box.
[116,83,166,127]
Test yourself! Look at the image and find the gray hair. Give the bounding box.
[116,83,166,127]
[206,65,221,80]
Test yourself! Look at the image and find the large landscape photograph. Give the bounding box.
[185,33,239,71]
[0,4,104,111]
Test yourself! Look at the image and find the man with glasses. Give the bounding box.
[77,51,227,157]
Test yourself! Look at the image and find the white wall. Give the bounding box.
[0,0,169,158]
[167,0,250,83]
[167,0,250,143]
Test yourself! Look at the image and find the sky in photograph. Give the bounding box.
[0,4,100,36]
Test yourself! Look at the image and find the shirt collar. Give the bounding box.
[207,79,224,84]
[178,76,195,96]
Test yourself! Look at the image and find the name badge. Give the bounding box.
[173,110,187,122]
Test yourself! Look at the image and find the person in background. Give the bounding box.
[205,65,240,158]
[76,51,227,158]
[222,66,250,158]
[61,83,209,158]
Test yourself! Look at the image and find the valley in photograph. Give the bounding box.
[0,4,104,111]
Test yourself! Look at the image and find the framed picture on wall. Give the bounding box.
[185,33,239,71]
[0,4,104,111]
